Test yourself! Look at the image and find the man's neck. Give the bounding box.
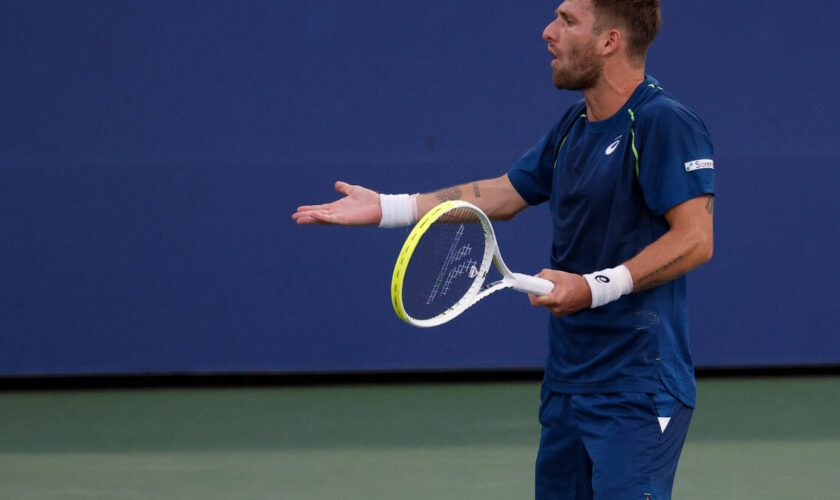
[582,69,645,122]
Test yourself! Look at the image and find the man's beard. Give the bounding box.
[552,41,602,91]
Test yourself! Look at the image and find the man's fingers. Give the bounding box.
[293,210,329,224]
[308,211,341,224]
[294,181,355,214]
[296,203,333,212]
[528,294,552,307]
[529,273,561,307]
[293,214,320,224]
[334,181,353,195]
[292,209,326,221]
[293,210,339,224]
[529,293,555,307]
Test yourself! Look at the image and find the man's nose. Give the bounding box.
[543,21,556,43]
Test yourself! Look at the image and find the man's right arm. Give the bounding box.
[292,174,529,226]
[416,174,528,221]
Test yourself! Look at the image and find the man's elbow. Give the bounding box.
[679,227,713,267]
[490,199,528,221]
[493,208,518,221]
[695,234,714,265]
[700,240,714,264]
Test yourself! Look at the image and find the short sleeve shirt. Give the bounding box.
[508,76,714,407]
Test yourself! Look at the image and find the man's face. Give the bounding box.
[543,0,603,90]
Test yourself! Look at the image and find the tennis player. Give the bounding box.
[293,1,713,498]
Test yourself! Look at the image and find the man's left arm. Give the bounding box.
[625,194,713,292]
[529,194,714,315]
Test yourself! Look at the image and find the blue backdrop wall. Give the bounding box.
[2,0,839,375]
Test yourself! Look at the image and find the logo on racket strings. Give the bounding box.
[427,224,478,304]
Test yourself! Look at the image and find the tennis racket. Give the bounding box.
[391,200,554,327]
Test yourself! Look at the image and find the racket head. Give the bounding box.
[391,201,496,327]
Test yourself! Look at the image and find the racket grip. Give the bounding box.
[510,273,555,295]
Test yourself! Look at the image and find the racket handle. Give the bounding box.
[510,273,555,296]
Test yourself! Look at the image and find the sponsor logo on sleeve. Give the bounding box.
[684,159,714,172]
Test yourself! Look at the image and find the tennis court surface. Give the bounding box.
[1,376,838,499]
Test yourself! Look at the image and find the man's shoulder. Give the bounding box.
[557,98,588,125]
[545,99,587,140]
[565,97,587,114]
[635,91,707,131]
[633,90,709,139]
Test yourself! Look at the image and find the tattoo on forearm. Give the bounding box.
[635,254,685,291]
[435,186,463,202]
[705,197,714,215]
[472,183,481,198]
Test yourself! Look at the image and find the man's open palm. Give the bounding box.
[292,181,381,226]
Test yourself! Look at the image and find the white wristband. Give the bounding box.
[378,194,418,228]
[583,265,634,308]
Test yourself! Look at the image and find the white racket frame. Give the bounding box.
[391,200,554,328]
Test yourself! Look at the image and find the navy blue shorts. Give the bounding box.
[535,388,692,500]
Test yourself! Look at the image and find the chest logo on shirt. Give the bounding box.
[605,136,622,156]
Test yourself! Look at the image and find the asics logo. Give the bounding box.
[605,137,621,155]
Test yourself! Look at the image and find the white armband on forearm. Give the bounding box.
[378,194,418,228]
[583,265,634,308]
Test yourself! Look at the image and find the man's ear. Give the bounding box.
[600,28,623,57]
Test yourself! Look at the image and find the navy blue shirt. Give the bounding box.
[508,76,714,407]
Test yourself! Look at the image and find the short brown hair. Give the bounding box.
[591,0,661,59]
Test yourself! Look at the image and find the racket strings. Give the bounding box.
[401,208,487,320]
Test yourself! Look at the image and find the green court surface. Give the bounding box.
[1,377,838,499]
